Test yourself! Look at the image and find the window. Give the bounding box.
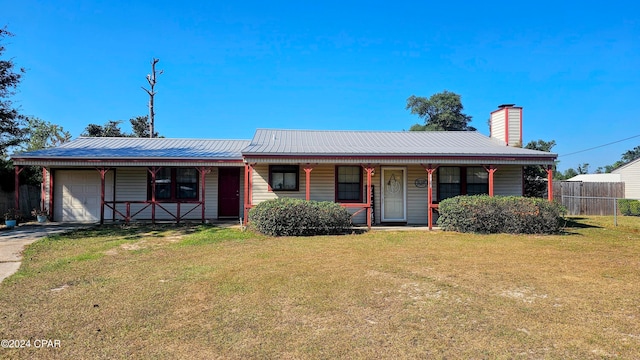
[148,167,199,201]
[437,166,489,201]
[155,168,172,200]
[176,168,198,199]
[336,166,362,202]
[466,167,489,195]
[438,167,461,201]
[269,165,299,191]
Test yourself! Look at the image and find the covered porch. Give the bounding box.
[10,137,250,224]
[241,160,555,230]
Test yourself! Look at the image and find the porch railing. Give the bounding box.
[103,200,204,224]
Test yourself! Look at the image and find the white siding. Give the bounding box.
[614,160,640,199]
[114,168,154,220]
[371,166,381,225]
[407,165,430,225]
[251,164,373,225]
[252,164,337,202]
[251,164,437,225]
[205,168,218,219]
[507,108,522,147]
[250,163,524,226]
[252,164,283,203]
[490,110,506,145]
[494,165,523,196]
[43,168,51,208]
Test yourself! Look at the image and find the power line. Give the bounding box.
[559,134,640,157]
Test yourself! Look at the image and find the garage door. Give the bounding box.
[54,170,112,222]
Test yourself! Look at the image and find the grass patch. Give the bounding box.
[176,225,258,246]
[0,217,639,358]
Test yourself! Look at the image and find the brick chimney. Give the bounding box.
[489,104,522,147]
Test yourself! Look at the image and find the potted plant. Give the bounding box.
[4,208,20,229]
[32,208,49,223]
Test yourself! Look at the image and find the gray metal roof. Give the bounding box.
[243,129,557,159]
[12,137,250,163]
[11,129,558,167]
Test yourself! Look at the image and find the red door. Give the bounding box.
[218,168,240,218]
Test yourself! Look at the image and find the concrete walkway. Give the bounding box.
[0,223,87,283]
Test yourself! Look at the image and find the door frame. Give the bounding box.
[217,167,241,218]
[380,166,407,222]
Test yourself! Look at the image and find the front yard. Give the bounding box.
[1,217,639,359]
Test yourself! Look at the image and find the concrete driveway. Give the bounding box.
[0,223,88,283]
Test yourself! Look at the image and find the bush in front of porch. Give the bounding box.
[437,195,566,234]
[249,198,352,236]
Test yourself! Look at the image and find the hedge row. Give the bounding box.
[437,195,566,234]
[618,199,640,216]
[249,198,352,236]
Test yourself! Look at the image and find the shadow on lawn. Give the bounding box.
[54,223,207,240]
[561,217,601,235]
[564,217,601,229]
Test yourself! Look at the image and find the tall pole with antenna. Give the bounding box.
[142,58,163,138]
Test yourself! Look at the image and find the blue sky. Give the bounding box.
[4,0,639,172]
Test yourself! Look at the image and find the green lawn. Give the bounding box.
[1,217,639,359]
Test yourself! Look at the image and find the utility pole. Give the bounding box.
[142,58,163,138]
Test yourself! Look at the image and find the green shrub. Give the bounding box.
[618,199,640,216]
[249,198,352,236]
[437,195,566,234]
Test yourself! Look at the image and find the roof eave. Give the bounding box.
[241,153,557,159]
[11,157,245,167]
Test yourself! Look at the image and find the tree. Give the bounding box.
[621,146,640,164]
[562,168,578,179]
[592,145,640,173]
[141,58,163,138]
[82,117,161,138]
[130,115,160,138]
[406,91,476,131]
[523,139,556,197]
[0,27,26,157]
[82,120,126,137]
[22,117,71,151]
[576,163,590,175]
[8,117,71,186]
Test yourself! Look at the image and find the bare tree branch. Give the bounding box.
[141,58,162,138]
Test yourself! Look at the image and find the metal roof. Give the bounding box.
[12,137,250,165]
[243,129,557,159]
[11,130,558,167]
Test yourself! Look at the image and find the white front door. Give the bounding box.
[381,167,406,222]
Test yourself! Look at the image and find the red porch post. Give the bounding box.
[484,165,498,196]
[41,167,46,211]
[14,165,24,211]
[364,166,374,229]
[546,165,554,201]
[422,164,438,230]
[48,168,54,220]
[197,167,211,223]
[96,168,109,225]
[243,163,254,226]
[148,167,160,224]
[303,165,314,201]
